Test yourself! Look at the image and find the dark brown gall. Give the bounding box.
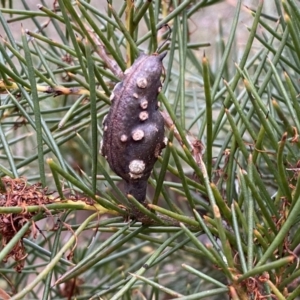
[101,52,167,202]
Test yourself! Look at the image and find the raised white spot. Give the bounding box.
[139,111,148,121]
[163,137,168,146]
[132,129,144,141]
[104,125,108,131]
[133,93,138,99]
[158,86,162,93]
[140,100,148,109]
[137,78,147,89]
[120,134,128,142]
[129,159,145,178]
[157,101,161,108]
[110,92,115,101]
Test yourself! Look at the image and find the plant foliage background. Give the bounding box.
[0,0,300,299]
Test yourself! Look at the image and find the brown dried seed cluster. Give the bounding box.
[0,177,53,272]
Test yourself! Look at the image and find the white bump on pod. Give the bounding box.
[139,111,149,121]
[104,125,108,131]
[129,159,145,179]
[158,86,162,93]
[132,129,144,141]
[140,100,148,109]
[163,137,168,146]
[120,134,128,142]
[136,78,147,89]
[109,92,115,101]
[133,93,139,99]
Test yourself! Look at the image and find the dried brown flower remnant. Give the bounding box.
[0,177,53,272]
